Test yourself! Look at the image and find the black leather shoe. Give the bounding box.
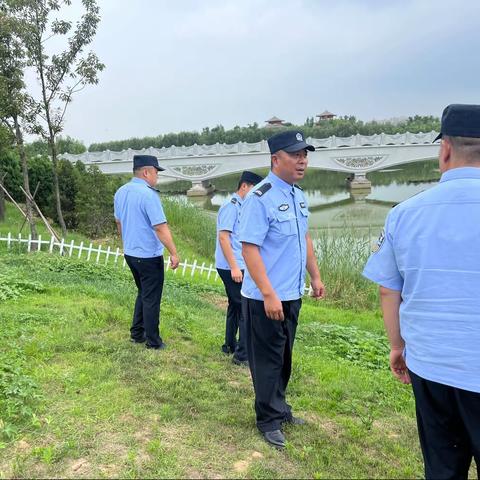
[221,345,234,355]
[130,337,146,344]
[232,357,249,367]
[284,416,306,426]
[263,430,286,448]
[145,342,167,350]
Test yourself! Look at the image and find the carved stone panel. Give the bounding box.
[334,155,386,170]
[171,164,219,178]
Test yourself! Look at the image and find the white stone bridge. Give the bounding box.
[60,131,440,195]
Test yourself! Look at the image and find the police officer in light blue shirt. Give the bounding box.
[239,130,325,448]
[114,155,180,350]
[215,171,263,365]
[363,105,480,479]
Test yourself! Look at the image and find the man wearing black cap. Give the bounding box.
[215,171,263,367]
[363,104,480,478]
[238,131,325,448]
[114,155,180,350]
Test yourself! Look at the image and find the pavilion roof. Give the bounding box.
[317,110,336,117]
[265,116,284,122]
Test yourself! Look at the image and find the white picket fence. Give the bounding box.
[0,232,314,295]
[0,232,221,282]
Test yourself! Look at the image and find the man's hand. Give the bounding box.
[169,255,180,270]
[390,347,411,384]
[264,292,284,321]
[230,267,243,283]
[310,277,325,299]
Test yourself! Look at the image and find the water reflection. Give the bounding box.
[162,160,441,232]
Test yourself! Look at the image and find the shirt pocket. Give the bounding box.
[273,212,297,236]
[299,207,309,234]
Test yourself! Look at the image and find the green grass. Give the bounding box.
[0,251,423,478]
[0,199,425,477]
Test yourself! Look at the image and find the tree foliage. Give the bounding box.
[0,3,38,236]
[5,0,104,236]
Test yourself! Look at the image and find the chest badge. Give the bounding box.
[278,204,289,212]
[300,201,306,208]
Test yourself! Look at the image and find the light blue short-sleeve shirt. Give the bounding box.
[215,193,245,270]
[363,167,480,393]
[239,171,309,301]
[114,177,167,258]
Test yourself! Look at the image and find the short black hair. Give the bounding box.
[237,180,254,190]
[444,135,480,163]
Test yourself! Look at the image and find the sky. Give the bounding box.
[43,0,480,146]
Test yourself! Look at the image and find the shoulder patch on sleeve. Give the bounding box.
[294,183,303,191]
[372,228,385,253]
[230,197,238,204]
[254,183,272,197]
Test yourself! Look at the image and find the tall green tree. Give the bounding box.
[12,0,104,237]
[76,165,115,238]
[0,124,13,221]
[0,5,37,237]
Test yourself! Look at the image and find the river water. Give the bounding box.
[161,159,440,236]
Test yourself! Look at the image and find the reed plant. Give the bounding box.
[162,196,216,259]
[313,228,379,310]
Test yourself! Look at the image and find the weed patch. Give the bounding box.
[298,323,390,370]
[0,348,41,441]
[0,274,45,302]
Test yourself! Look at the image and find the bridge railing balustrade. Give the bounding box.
[59,131,440,165]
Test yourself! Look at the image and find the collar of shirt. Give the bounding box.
[130,177,150,186]
[267,171,295,196]
[440,166,480,183]
[232,192,243,205]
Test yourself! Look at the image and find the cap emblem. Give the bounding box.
[296,133,303,141]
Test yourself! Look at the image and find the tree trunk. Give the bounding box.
[13,116,37,239]
[48,137,67,237]
[0,173,5,222]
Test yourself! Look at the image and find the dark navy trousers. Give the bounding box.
[125,254,164,348]
[410,370,480,479]
[242,296,301,433]
[217,268,247,361]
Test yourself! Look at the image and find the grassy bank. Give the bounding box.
[0,250,423,478]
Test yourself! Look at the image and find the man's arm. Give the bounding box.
[154,223,180,269]
[115,219,122,238]
[379,286,410,384]
[218,231,242,282]
[306,233,325,299]
[242,242,284,321]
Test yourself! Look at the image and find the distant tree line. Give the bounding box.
[89,115,440,152]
